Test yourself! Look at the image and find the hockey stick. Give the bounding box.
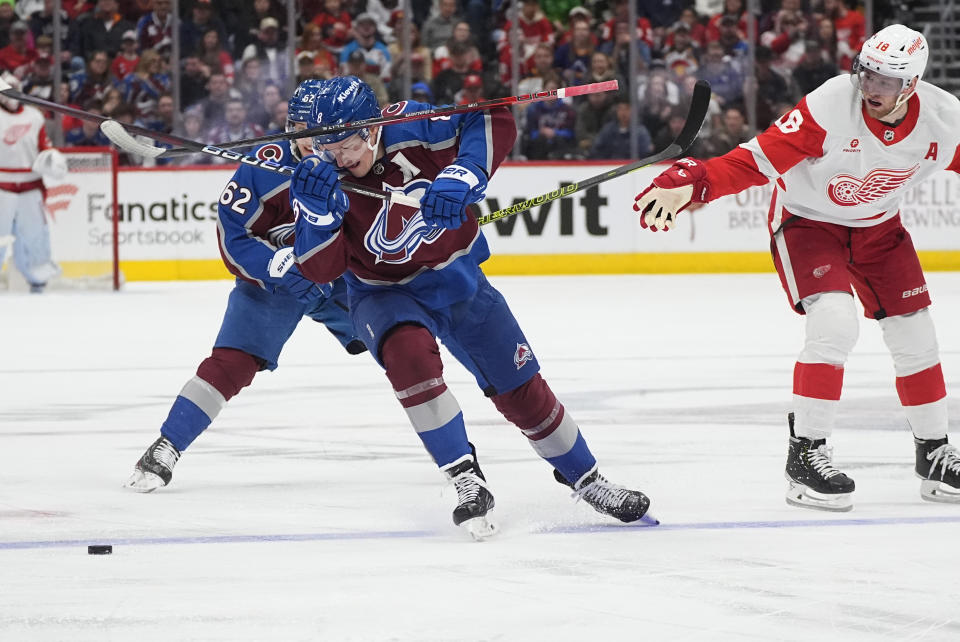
[0,76,420,208]
[161,80,621,157]
[475,80,712,226]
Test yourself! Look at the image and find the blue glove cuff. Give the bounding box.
[293,196,342,229]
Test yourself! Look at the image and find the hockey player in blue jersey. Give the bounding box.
[287,76,657,538]
[125,80,366,492]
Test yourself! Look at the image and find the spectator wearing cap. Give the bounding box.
[589,97,652,160]
[196,28,235,84]
[68,48,111,103]
[0,20,35,72]
[67,0,134,57]
[553,7,595,48]
[179,0,227,60]
[522,74,577,161]
[345,48,389,105]
[235,0,281,58]
[431,20,479,79]
[339,13,391,82]
[421,0,458,50]
[456,72,483,104]
[496,0,554,85]
[409,81,433,103]
[663,21,700,81]
[553,13,595,87]
[22,51,54,102]
[296,23,337,76]
[135,0,172,52]
[111,29,139,81]
[309,0,351,55]
[241,16,287,84]
[205,98,264,162]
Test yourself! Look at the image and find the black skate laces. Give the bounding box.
[925,444,960,478]
[574,474,632,508]
[153,438,180,470]
[804,444,843,479]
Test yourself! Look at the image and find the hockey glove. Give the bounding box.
[279,264,333,306]
[632,158,710,232]
[420,160,487,230]
[32,149,68,181]
[291,155,349,230]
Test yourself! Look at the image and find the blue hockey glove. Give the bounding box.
[279,264,333,306]
[291,155,349,230]
[420,160,487,230]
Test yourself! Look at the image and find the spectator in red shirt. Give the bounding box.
[456,72,484,104]
[705,0,751,44]
[136,0,172,52]
[0,21,36,72]
[497,0,554,84]
[432,20,480,78]
[600,0,653,49]
[310,0,351,55]
[111,29,139,81]
[821,0,864,69]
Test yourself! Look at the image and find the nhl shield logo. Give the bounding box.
[514,342,533,370]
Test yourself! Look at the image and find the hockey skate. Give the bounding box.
[915,437,960,503]
[785,413,855,512]
[125,436,181,493]
[554,468,658,525]
[442,445,496,541]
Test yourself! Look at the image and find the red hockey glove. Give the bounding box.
[632,158,711,232]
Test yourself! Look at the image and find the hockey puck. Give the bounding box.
[87,545,113,555]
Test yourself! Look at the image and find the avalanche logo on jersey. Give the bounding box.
[363,178,443,264]
[826,165,919,206]
[514,343,534,370]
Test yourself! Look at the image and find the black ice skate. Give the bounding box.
[785,412,855,512]
[124,436,181,493]
[915,436,960,503]
[442,444,496,541]
[554,468,658,525]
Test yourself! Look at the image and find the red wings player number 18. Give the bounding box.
[633,24,960,511]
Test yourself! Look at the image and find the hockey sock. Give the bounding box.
[382,324,470,468]
[492,374,597,483]
[896,364,947,439]
[160,348,259,452]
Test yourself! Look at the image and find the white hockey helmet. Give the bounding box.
[856,24,928,86]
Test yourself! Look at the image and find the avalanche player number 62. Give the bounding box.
[219,180,253,215]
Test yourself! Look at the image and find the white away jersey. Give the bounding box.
[0,104,51,186]
[704,74,960,227]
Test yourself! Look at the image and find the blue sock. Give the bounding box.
[417,412,471,469]
[160,396,213,452]
[546,432,597,485]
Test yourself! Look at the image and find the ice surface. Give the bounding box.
[2,273,960,641]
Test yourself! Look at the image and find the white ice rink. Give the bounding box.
[3,273,960,641]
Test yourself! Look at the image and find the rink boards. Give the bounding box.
[48,161,960,281]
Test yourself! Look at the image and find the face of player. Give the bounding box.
[288,122,315,157]
[859,69,913,120]
[313,127,381,176]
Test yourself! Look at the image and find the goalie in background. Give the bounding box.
[0,72,68,293]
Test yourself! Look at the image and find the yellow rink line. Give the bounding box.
[59,251,960,282]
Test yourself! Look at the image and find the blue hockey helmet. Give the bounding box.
[286,78,325,132]
[308,75,381,146]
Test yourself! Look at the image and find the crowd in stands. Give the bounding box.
[0,0,873,164]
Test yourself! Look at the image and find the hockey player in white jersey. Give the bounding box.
[633,24,960,511]
[0,72,67,293]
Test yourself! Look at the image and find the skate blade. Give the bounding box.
[920,479,960,504]
[124,469,166,493]
[785,482,852,512]
[638,510,660,526]
[459,515,498,541]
